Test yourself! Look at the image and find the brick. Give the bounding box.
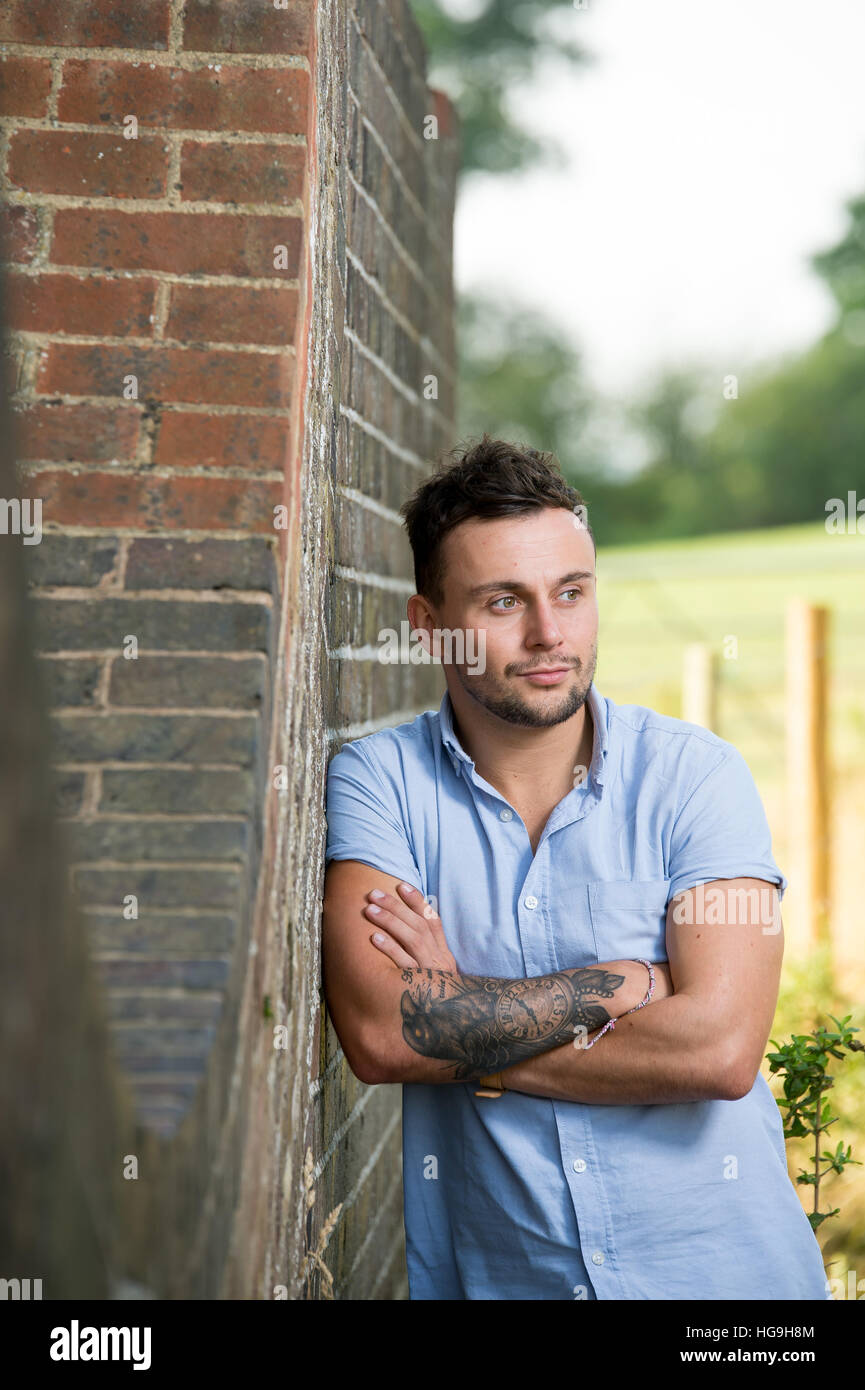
[333,1157,402,1300]
[378,0,428,82]
[12,401,140,462]
[180,140,305,205]
[126,1080,203,1105]
[3,349,24,395]
[349,4,425,137]
[38,342,293,409]
[108,653,266,707]
[0,55,53,117]
[153,412,288,471]
[7,131,169,200]
[37,656,103,707]
[0,0,171,48]
[123,1062,207,1086]
[1,205,40,264]
[102,985,226,1020]
[94,959,232,986]
[5,272,157,337]
[166,284,298,345]
[99,767,254,814]
[51,208,302,278]
[108,1027,216,1069]
[125,536,277,589]
[30,595,272,652]
[337,417,423,512]
[125,1079,204,1109]
[51,711,260,765]
[336,491,410,576]
[182,0,313,55]
[346,190,429,331]
[132,1108,196,1138]
[86,912,236,954]
[20,469,282,532]
[328,578,412,650]
[58,59,308,135]
[52,770,87,816]
[64,818,250,861]
[331,656,423,728]
[76,862,241,908]
[23,533,119,586]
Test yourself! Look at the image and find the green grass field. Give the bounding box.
[596,520,865,774]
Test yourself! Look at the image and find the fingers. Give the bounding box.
[362,883,449,968]
[393,882,448,940]
[368,928,418,970]
[395,881,437,918]
[363,896,420,954]
[365,883,426,933]
[364,906,422,961]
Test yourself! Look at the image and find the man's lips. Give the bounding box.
[516,666,574,684]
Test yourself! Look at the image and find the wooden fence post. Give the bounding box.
[682,643,718,731]
[785,599,831,948]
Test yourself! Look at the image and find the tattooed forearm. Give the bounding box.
[399,966,628,1080]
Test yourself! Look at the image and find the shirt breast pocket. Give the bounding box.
[587,878,671,964]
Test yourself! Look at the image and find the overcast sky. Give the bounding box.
[450,0,865,463]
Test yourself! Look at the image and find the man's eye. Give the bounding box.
[490,595,518,610]
[562,588,583,599]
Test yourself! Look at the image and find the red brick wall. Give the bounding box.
[0,0,457,1299]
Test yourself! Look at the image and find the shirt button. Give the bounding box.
[572,1158,587,1173]
[499,808,513,821]
[524,895,538,910]
[591,1251,605,1266]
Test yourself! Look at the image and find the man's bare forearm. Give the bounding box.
[373,961,649,1084]
[501,994,735,1104]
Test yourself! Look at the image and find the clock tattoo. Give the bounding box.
[399,965,626,1080]
[495,978,572,1039]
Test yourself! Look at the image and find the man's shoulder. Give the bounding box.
[327,706,440,784]
[324,708,437,880]
[604,693,739,777]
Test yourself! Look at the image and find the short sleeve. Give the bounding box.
[325,738,423,888]
[667,746,788,903]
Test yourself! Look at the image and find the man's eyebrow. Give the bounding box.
[466,570,594,598]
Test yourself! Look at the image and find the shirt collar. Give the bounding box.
[438,679,610,787]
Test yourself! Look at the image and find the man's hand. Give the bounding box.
[324,860,678,1084]
[363,885,675,1006]
[363,882,460,972]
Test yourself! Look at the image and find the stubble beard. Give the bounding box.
[454,640,598,729]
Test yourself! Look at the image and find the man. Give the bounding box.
[322,434,829,1301]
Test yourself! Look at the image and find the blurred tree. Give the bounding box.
[609,184,865,542]
[412,0,591,179]
[410,4,604,499]
[416,0,865,542]
[576,186,865,543]
[456,291,594,450]
[811,192,865,319]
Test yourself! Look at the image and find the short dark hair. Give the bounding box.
[400,433,594,606]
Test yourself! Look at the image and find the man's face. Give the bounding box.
[433,507,598,729]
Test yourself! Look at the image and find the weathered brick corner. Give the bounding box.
[0,0,457,1300]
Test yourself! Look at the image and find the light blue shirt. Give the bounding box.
[325,682,829,1300]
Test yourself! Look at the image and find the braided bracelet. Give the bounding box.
[582,958,655,1050]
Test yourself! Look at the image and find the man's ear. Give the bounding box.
[406,594,439,654]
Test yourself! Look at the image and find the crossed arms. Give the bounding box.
[321,861,785,1105]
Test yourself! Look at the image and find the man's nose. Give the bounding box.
[524,602,564,646]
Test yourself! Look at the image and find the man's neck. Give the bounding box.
[449,692,595,808]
